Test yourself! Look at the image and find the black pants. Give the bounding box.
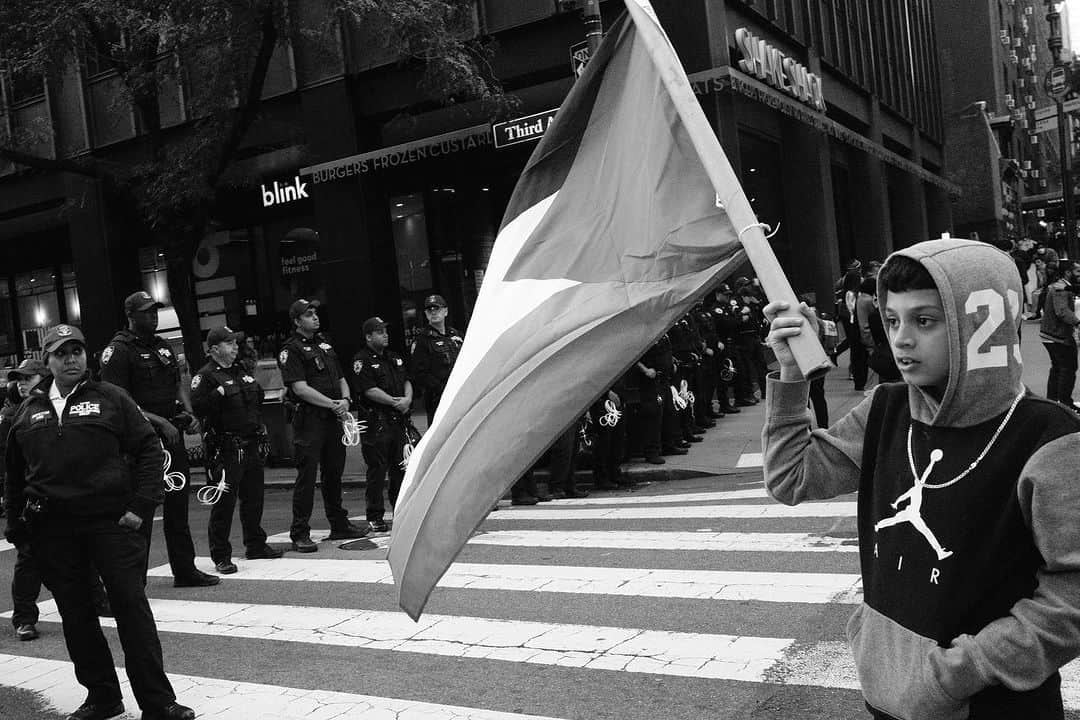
[547,425,579,494]
[208,439,267,562]
[1043,342,1078,404]
[592,407,627,487]
[424,388,444,428]
[361,418,405,521]
[291,409,348,541]
[11,542,41,627]
[156,436,197,578]
[844,317,868,389]
[34,515,175,712]
[633,386,662,459]
[695,359,717,418]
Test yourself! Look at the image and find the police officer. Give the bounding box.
[191,327,283,575]
[278,299,369,553]
[4,324,195,720]
[409,294,463,427]
[352,317,412,533]
[4,359,47,642]
[100,291,218,589]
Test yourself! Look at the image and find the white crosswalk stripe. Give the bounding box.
[148,558,864,604]
[479,502,856,519]
[466,530,859,553]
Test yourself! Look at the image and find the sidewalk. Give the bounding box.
[193,319,1054,489]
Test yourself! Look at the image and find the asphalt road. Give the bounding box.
[1,471,1078,720]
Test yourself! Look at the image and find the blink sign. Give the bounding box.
[492,109,560,149]
[261,176,309,207]
[734,28,825,112]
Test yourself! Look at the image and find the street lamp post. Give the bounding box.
[561,0,604,58]
[1045,0,1078,259]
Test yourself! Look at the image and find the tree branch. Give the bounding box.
[0,145,108,179]
[208,2,278,187]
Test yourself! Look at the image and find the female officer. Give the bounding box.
[3,324,194,720]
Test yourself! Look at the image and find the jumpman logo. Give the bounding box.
[875,448,953,561]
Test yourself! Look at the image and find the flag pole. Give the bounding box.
[624,0,831,380]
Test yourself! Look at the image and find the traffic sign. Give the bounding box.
[570,41,591,78]
[1046,65,1069,97]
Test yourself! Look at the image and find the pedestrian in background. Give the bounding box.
[100,291,217,589]
[409,294,463,427]
[278,299,369,552]
[191,327,282,575]
[5,324,195,720]
[1038,260,1080,409]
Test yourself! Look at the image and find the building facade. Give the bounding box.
[0,0,955,368]
[935,0,1075,251]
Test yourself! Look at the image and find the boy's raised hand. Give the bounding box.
[763,301,819,382]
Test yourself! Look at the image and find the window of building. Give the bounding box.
[80,23,124,78]
[7,68,45,106]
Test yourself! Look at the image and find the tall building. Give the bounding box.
[0,0,954,366]
[935,0,1073,251]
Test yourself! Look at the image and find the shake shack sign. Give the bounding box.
[734,28,825,112]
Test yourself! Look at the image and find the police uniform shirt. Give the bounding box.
[190,361,263,437]
[277,331,345,403]
[352,347,409,412]
[99,329,180,418]
[409,326,463,392]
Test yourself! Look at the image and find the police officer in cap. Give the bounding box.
[191,327,283,575]
[409,294,463,427]
[352,317,413,533]
[278,299,369,552]
[100,291,218,588]
[5,324,195,720]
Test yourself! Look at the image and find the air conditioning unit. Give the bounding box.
[1031,135,1039,145]
[1025,5,1034,15]
[1019,78,1026,87]
[1029,45,1037,55]
[1021,169,1028,178]
[1028,100,1037,109]
[1006,94,1015,107]
[1024,160,1032,169]
[1010,52,1020,64]
[1037,208,1046,217]
[1032,169,1040,178]
[1040,178,1048,188]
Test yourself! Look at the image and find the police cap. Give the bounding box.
[42,324,86,353]
[206,326,241,347]
[362,317,389,335]
[124,291,164,315]
[423,294,448,310]
[7,358,47,380]
[289,298,320,320]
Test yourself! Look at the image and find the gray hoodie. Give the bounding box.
[762,239,1080,719]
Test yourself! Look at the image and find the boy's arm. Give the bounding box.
[762,375,869,504]
[928,432,1080,699]
[760,298,867,505]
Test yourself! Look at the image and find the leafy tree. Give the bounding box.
[0,0,506,368]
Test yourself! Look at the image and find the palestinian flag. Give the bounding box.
[389,0,756,620]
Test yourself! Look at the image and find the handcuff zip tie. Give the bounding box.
[197,456,232,506]
[341,411,363,447]
[162,449,187,492]
[598,399,621,428]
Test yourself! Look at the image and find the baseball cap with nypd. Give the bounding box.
[43,324,86,353]
[289,299,320,320]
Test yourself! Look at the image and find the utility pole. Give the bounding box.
[561,0,604,59]
[1044,0,1078,259]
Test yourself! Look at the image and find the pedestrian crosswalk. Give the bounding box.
[4,480,1080,719]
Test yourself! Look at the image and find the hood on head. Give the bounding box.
[878,239,1025,428]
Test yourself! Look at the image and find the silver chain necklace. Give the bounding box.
[906,390,1026,490]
